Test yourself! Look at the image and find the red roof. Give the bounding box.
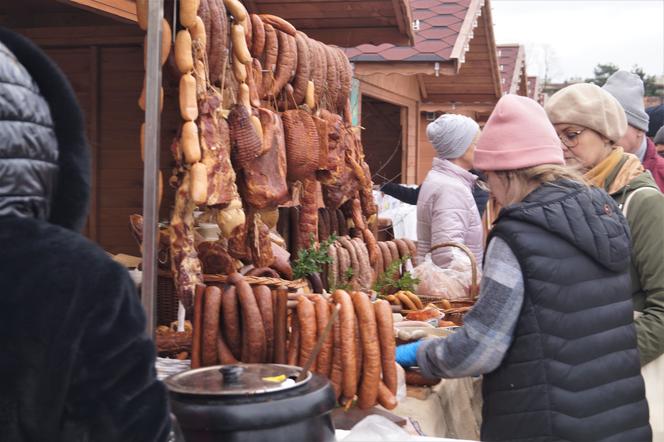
[497,44,524,94]
[343,0,474,62]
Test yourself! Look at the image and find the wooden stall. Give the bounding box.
[345,0,503,184]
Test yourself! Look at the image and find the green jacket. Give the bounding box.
[606,158,664,365]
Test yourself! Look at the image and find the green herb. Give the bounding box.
[293,234,338,279]
[373,255,420,296]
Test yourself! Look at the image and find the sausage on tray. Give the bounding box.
[253,285,275,362]
[332,289,357,401]
[374,299,397,395]
[351,291,381,409]
[221,284,242,360]
[229,272,266,363]
[296,296,317,370]
[274,286,289,364]
[312,294,333,377]
[202,286,223,366]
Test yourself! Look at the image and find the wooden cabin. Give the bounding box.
[497,44,527,96]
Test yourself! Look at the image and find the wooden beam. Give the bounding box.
[12,25,143,46]
[481,0,504,100]
[392,0,406,35]
[420,102,496,113]
[354,61,455,77]
[306,26,409,46]
[360,80,417,108]
[62,0,136,22]
[417,75,428,100]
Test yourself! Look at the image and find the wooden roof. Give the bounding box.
[497,44,528,95]
[350,0,502,112]
[49,0,415,46]
[245,0,415,46]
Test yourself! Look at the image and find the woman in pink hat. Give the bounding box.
[396,95,650,441]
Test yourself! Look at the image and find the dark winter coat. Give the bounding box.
[0,27,170,442]
[484,180,651,442]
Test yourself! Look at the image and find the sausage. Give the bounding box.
[297,296,317,370]
[351,291,381,409]
[377,381,398,410]
[246,267,280,278]
[337,209,348,236]
[271,254,293,280]
[337,246,351,287]
[373,237,384,279]
[354,316,362,387]
[350,198,366,231]
[352,238,373,290]
[329,302,343,400]
[191,284,207,369]
[396,291,417,311]
[250,14,265,58]
[217,327,239,364]
[253,285,274,363]
[374,300,397,395]
[394,239,411,262]
[386,241,400,268]
[312,295,333,377]
[332,290,357,400]
[221,284,242,359]
[338,236,359,288]
[274,286,289,364]
[308,272,324,294]
[202,285,223,366]
[405,369,441,387]
[229,272,266,363]
[378,241,392,273]
[403,238,418,267]
[287,312,300,366]
[363,228,379,267]
[328,244,339,290]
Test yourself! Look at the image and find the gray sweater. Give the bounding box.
[417,237,524,378]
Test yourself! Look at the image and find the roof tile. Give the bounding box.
[347,0,475,63]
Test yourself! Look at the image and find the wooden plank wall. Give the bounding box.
[11,23,178,256]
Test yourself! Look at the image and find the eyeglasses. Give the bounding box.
[559,129,586,148]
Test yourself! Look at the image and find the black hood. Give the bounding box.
[497,180,631,272]
[0,27,90,232]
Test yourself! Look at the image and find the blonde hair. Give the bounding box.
[493,164,586,205]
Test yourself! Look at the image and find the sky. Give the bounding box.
[490,0,664,82]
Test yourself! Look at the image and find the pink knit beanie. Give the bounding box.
[473,94,564,172]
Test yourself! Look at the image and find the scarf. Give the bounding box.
[584,147,645,194]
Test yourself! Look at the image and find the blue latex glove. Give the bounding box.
[395,341,423,368]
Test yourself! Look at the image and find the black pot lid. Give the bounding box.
[164,363,311,396]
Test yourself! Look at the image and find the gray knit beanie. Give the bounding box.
[655,125,664,145]
[426,114,479,160]
[602,70,650,132]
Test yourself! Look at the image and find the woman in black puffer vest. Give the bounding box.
[396,94,651,441]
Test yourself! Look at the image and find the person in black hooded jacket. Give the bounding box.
[0,28,170,441]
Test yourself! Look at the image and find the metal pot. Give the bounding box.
[166,364,336,442]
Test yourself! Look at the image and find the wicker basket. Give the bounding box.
[422,241,480,323]
[156,271,308,326]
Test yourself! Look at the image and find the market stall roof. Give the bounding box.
[345,0,502,111]
[497,44,528,96]
[51,0,415,46]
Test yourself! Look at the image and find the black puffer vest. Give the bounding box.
[483,180,651,442]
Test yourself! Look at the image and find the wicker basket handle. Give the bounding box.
[429,241,479,299]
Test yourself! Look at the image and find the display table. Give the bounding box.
[394,377,482,440]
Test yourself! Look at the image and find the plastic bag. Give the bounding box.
[413,249,477,301]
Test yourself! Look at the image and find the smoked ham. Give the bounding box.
[169,173,204,309]
[239,108,289,209]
